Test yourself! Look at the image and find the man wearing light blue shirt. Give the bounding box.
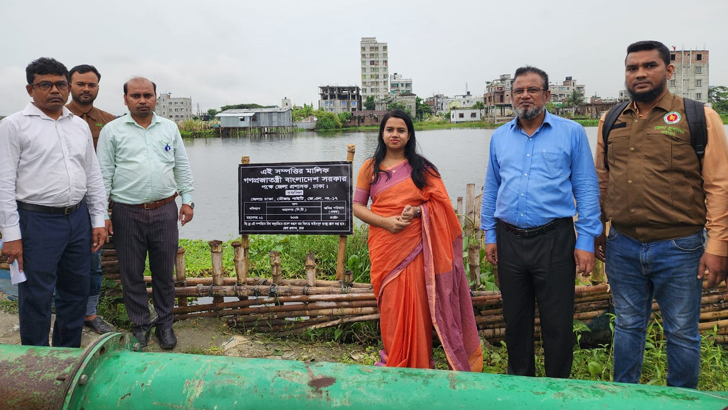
[97,77,194,350]
[480,66,601,378]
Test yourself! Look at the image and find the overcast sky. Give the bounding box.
[1,0,726,116]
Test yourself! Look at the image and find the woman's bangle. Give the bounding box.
[415,206,422,218]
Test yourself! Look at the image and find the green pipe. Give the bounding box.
[1,332,728,410]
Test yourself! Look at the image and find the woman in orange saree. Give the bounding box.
[353,110,483,371]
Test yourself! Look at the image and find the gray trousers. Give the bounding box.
[112,201,178,331]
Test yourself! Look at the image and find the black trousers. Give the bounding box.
[112,201,178,331]
[496,218,576,378]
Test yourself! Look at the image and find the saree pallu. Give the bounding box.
[354,159,483,371]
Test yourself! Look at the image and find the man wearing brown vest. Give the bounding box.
[594,41,728,388]
[66,64,116,334]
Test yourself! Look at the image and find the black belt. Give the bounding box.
[499,217,572,239]
[17,201,81,215]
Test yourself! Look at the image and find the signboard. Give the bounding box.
[238,161,353,235]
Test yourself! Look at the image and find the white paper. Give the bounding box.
[9,261,26,285]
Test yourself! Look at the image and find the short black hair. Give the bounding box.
[626,41,671,67]
[26,57,69,84]
[512,66,549,90]
[123,77,157,94]
[69,64,101,82]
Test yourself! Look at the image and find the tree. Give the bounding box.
[709,85,728,113]
[415,97,431,121]
[387,101,408,115]
[337,111,352,124]
[292,103,314,121]
[364,96,376,111]
[314,110,342,130]
[471,101,485,110]
[206,108,218,120]
[219,103,276,112]
[565,90,585,107]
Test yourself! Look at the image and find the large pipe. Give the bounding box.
[1,333,728,410]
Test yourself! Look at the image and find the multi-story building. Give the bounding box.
[390,73,412,95]
[669,48,709,103]
[484,74,514,120]
[318,85,362,114]
[360,37,389,103]
[374,92,416,114]
[549,77,585,104]
[425,94,449,115]
[155,93,193,122]
[448,91,481,110]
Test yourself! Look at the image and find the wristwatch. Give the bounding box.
[186,202,195,210]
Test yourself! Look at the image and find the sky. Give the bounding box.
[1,0,726,116]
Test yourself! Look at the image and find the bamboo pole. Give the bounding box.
[173,293,378,315]
[169,284,372,297]
[210,240,224,304]
[275,314,381,337]
[336,144,356,280]
[175,247,187,307]
[305,253,316,287]
[456,196,464,227]
[270,251,282,285]
[105,275,372,289]
[240,155,251,287]
[232,241,247,284]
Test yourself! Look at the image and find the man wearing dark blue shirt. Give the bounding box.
[480,66,602,378]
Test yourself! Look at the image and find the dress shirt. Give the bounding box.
[0,103,107,241]
[97,112,194,206]
[481,111,602,252]
[66,100,116,149]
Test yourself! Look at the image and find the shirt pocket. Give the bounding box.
[154,139,175,163]
[539,148,569,177]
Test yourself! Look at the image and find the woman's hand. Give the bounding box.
[400,205,420,222]
[382,215,411,234]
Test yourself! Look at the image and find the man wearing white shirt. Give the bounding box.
[0,57,107,347]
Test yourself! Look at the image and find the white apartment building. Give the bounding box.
[549,77,585,104]
[156,93,193,122]
[360,37,389,102]
[669,49,709,104]
[390,73,412,95]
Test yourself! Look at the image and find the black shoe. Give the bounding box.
[131,326,152,349]
[155,327,177,350]
[84,316,115,334]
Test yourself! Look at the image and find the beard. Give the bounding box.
[514,103,545,121]
[627,80,666,103]
[72,92,96,106]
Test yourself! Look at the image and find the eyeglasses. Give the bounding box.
[30,81,69,91]
[512,87,545,96]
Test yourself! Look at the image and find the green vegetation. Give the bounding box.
[314,109,343,131]
[415,97,431,121]
[337,111,352,124]
[574,119,600,127]
[471,101,485,110]
[364,96,376,111]
[292,103,314,122]
[565,89,585,107]
[219,103,277,112]
[387,101,409,116]
[178,119,219,138]
[0,299,18,314]
[709,85,728,114]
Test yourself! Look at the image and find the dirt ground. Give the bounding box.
[0,290,377,364]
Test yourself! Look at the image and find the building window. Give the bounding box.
[697,54,702,61]
[696,93,702,100]
[458,113,464,118]
[696,79,702,87]
[671,54,676,61]
[471,113,477,118]
[670,79,676,86]
[696,66,702,74]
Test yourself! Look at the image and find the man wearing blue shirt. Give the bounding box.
[97,77,194,350]
[480,66,602,378]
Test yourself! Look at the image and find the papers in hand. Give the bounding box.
[9,261,26,285]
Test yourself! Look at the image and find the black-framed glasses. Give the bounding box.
[30,81,69,91]
[512,87,545,96]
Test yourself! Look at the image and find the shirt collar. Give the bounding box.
[66,100,98,120]
[508,109,553,132]
[123,111,161,127]
[628,90,675,117]
[22,103,73,120]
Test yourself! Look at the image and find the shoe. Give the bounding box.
[84,316,115,334]
[155,327,177,350]
[131,326,152,349]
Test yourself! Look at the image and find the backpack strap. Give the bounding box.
[602,101,630,171]
[683,98,707,170]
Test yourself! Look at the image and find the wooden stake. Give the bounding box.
[270,251,282,285]
[209,240,224,304]
[175,247,187,307]
[305,253,316,287]
[336,144,356,280]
